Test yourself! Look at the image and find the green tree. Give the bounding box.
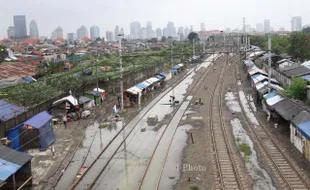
[187,32,200,43]
[302,27,310,34]
[283,77,307,101]
[47,74,82,92]
[288,32,310,61]
[248,35,266,49]
[161,36,167,42]
[0,45,8,62]
[268,35,290,54]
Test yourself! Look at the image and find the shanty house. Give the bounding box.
[0,144,32,190]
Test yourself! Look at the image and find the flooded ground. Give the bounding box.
[158,125,193,190]
[225,92,241,113]
[238,90,259,126]
[231,118,276,190]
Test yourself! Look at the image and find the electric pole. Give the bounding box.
[268,35,272,93]
[118,34,124,111]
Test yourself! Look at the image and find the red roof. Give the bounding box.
[0,63,36,79]
[20,38,40,45]
[11,45,21,52]
[81,36,91,42]
[55,37,65,42]
[0,38,12,43]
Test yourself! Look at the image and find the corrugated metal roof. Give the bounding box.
[273,99,303,121]
[291,110,310,126]
[0,63,36,79]
[23,111,52,129]
[264,91,277,100]
[0,100,26,122]
[266,95,284,106]
[282,66,310,77]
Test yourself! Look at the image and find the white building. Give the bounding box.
[291,16,302,31]
[90,25,100,40]
[67,33,75,42]
[77,25,88,40]
[130,22,141,39]
[200,22,205,31]
[264,19,270,33]
[7,26,15,38]
[29,20,39,39]
[115,25,119,40]
[256,23,263,32]
[156,28,162,37]
[106,31,113,41]
[146,21,152,39]
[51,27,63,40]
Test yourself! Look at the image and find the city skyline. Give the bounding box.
[2,0,310,38]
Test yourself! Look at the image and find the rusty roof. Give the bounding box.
[0,63,36,79]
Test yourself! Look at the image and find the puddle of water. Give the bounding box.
[239,90,259,126]
[247,94,257,112]
[158,125,193,190]
[230,118,276,190]
[225,92,241,113]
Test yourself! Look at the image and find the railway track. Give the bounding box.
[137,53,225,189]
[234,59,310,190]
[68,55,219,190]
[209,53,244,190]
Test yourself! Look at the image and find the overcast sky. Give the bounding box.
[1,0,309,38]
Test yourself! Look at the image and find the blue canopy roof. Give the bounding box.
[301,74,310,82]
[0,158,20,180]
[0,100,26,122]
[251,73,261,79]
[264,91,277,100]
[23,111,52,129]
[136,82,150,89]
[297,121,310,140]
[155,74,164,80]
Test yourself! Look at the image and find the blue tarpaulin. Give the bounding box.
[0,100,26,122]
[297,121,310,140]
[7,124,23,150]
[21,77,35,84]
[23,111,55,150]
[251,73,261,79]
[264,91,277,100]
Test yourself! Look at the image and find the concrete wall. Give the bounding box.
[290,124,304,153]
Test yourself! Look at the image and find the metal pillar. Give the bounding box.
[268,35,272,93]
[119,35,124,111]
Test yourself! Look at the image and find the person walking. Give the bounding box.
[63,115,67,128]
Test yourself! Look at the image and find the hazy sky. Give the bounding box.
[1,0,309,38]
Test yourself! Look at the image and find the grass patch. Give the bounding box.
[239,143,252,156]
[190,185,199,190]
[99,123,109,128]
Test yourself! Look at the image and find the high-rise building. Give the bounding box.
[14,15,27,37]
[77,25,88,40]
[190,25,194,32]
[256,23,263,32]
[291,16,302,31]
[140,28,147,39]
[29,20,39,39]
[120,28,124,36]
[115,25,119,40]
[184,26,189,37]
[106,31,113,41]
[163,27,168,37]
[67,33,75,42]
[130,22,141,39]
[200,23,205,31]
[279,27,285,31]
[146,21,152,39]
[7,26,15,38]
[51,27,63,40]
[178,27,184,35]
[167,22,176,37]
[156,28,162,37]
[264,19,270,33]
[90,25,100,40]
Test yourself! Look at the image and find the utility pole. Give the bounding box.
[171,41,175,104]
[95,56,99,92]
[118,34,124,111]
[193,40,195,57]
[268,35,272,93]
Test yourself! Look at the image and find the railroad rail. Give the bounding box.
[209,53,244,190]
[234,59,310,190]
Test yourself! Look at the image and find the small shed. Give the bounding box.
[8,111,55,150]
[0,144,32,189]
[295,121,310,162]
[84,90,102,105]
[272,99,303,121]
[0,100,26,123]
[49,95,78,117]
[290,111,310,154]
